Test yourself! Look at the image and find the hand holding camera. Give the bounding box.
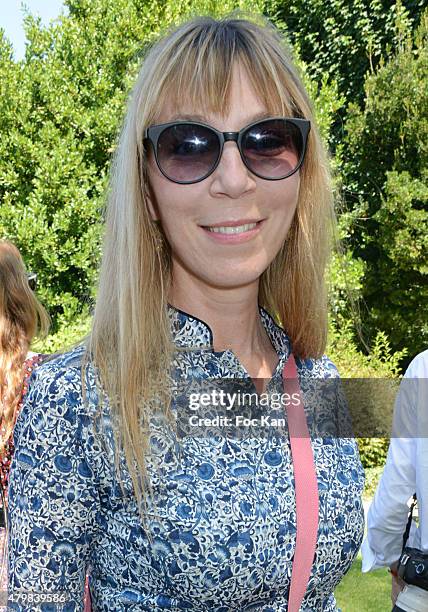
[392,497,428,612]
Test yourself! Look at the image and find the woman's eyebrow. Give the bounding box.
[168,111,272,124]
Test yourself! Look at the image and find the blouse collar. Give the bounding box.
[167,303,291,358]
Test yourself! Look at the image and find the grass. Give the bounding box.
[335,555,392,611]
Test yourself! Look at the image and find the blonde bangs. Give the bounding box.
[136,16,302,138]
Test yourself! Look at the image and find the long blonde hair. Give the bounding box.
[84,11,335,512]
[0,240,50,454]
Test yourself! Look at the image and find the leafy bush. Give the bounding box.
[363,465,385,498]
[358,438,390,469]
[32,313,91,355]
[327,323,407,468]
[328,323,407,378]
[263,0,425,105]
[342,10,428,358]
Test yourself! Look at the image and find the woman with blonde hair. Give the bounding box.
[0,239,49,603]
[8,12,364,611]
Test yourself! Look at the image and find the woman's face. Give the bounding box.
[146,63,300,299]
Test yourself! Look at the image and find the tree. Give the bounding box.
[263,0,426,106]
[342,10,428,357]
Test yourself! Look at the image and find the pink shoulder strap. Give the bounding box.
[282,353,319,611]
[84,575,92,611]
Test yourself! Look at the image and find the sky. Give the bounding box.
[1,1,66,60]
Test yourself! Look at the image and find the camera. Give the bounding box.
[398,548,428,592]
[392,547,428,612]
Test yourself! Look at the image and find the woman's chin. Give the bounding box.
[197,272,264,291]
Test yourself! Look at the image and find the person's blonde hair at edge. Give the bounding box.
[0,240,50,456]
[82,10,335,519]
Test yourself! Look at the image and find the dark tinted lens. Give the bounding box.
[157,124,219,183]
[242,119,303,178]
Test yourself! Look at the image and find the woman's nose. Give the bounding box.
[210,142,256,196]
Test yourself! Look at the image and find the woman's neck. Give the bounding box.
[169,283,278,379]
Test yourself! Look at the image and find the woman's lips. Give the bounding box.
[200,220,264,244]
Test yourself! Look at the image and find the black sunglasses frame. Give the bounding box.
[143,116,311,184]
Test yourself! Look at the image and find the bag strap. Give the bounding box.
[84,575,92,611]
[282,354,319,611]
[402,494,418,551]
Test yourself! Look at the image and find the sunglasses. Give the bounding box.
[27,272,37,291]
[143,116,310,184]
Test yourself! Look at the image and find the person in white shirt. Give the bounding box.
[362,349,428,609]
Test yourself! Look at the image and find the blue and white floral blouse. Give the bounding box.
[8,305,364,611]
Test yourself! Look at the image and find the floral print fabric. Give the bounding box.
[8,306,364,611]
[0,354,44,610]
[0,354,44,503]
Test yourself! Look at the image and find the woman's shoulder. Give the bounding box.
[18,345,100,427]
[30,344,93,382]
[14,344,114,479]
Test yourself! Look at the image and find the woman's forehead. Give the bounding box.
[152,62,285,124]
[157,108,273,124]
[152,97,280,126]
[150,109,292,136]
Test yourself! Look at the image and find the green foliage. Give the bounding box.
[328,322,407,378]
[298,64,346,150]
[342,11,428,357]
[327,248,366,327]
[32,313,91,355]
[328,323,406,469]
[263,0,426,105]
[363,465,384,499]
[358,438,390,469]
[0,0,266,333]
